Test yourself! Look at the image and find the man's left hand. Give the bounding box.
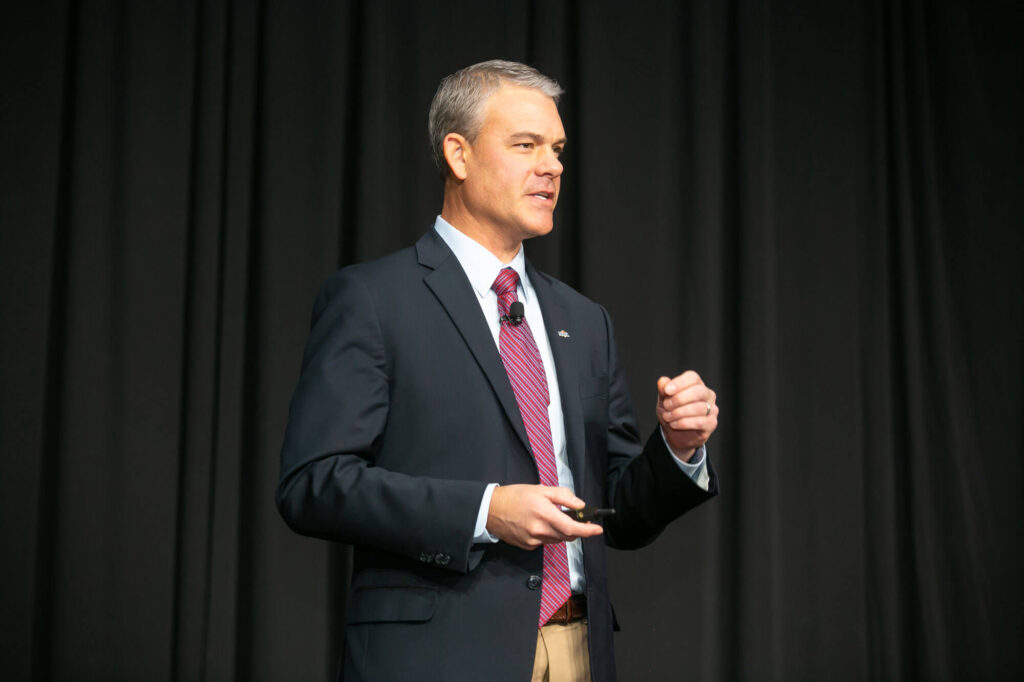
[656,370,719,461]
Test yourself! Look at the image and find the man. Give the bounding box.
[277,60,719,682]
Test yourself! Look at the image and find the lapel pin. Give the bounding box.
[557,330,570,338]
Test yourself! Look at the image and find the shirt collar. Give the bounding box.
[433,215,531,302]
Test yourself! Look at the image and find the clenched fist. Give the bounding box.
[655,370,719,461]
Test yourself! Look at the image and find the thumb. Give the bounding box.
[657,376,672,397]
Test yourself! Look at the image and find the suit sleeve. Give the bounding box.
[597,306,719,550]
[276,268,487,573]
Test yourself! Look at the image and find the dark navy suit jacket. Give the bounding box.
[277,229,718,681]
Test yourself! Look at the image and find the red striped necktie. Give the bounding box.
[491,267,572,627]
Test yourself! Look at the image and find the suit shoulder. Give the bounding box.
[316,243,427,300]
[320,245,419,290]
[308,245,429,325]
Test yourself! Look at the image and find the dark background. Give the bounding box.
[2,0,1021,680]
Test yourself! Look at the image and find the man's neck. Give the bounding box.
[440,198,522,264]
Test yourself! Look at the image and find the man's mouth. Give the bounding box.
[528,190,555,202]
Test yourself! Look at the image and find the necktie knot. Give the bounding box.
[491,268,520,298]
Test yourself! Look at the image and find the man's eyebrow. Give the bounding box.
[508,132,568,146]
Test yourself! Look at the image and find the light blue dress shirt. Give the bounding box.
[433,216,708,592]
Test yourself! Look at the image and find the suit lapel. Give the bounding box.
[417,231,533,456]
[527,262,587,497]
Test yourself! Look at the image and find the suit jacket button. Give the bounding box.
[527,575,542,590]
[419,552,430,563]
[435,553,450,567]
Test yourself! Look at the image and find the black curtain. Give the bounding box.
[2,1,1021,680]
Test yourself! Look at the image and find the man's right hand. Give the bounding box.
[486,484,604,550]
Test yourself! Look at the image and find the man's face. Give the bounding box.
[460,85,566,243]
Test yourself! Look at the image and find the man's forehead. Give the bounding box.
[485,84,558,111]
[482,86,564,133]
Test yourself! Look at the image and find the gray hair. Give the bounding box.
[428,59,563,179]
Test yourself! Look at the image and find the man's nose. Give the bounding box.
[536,148,563,177]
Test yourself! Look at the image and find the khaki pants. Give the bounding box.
[531,620,591,682]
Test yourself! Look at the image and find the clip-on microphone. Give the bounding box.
[500,301,525,326]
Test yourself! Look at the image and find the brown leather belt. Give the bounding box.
[544,594,587,625]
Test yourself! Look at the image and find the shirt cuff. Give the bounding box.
[473,483,501,543]
[660,427,711,491]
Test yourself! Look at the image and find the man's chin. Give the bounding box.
[520,213,556,239]
[521,223,555,241]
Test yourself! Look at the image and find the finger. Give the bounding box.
[660,372,705,404]
[680,384,714,405]
[663,405,720,428]
[657,376,672,397]
[661,403,714,423]
[658,393,707,413]
[665,370,702,395]
[570,523,605,539]
[547,512,604,540]
[671,396,719,417]
[666,414,718,432]
[538,485,585,510]
[660,375,687,397]
[535,498,606,538]
[659,402,719,425]
[663,385,714,411]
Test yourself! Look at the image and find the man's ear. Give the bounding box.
[443,133,470,181]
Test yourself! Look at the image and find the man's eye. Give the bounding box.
[516,142,533,149]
